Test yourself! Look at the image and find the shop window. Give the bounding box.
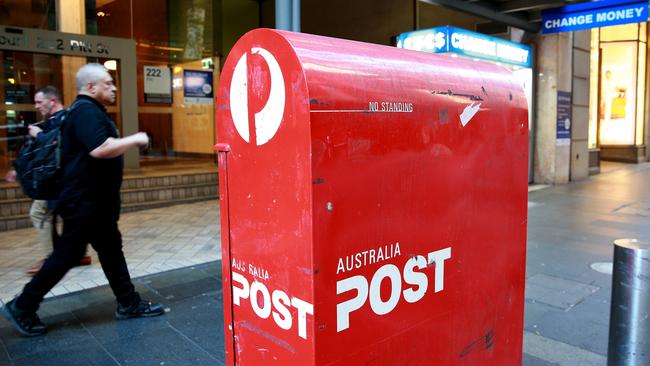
[590,23,647,150]
[599,42,638,145]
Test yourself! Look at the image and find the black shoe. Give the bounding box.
[1,299,47,337]
[115,300,165,320]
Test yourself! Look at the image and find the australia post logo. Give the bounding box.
[229,47,286,146]
[229,243,452,341]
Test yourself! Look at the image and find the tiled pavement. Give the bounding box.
[0,200,221,304]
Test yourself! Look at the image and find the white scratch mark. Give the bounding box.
[460,102,481,127]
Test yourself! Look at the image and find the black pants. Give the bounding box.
[16,215,140,313]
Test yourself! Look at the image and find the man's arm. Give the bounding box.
[89,132,149,159]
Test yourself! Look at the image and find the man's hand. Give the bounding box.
[5,169,16,182]
[132,132,149,146]
[28,125,43,138]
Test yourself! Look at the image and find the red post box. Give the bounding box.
[215,29,528,365]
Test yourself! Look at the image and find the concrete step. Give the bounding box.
[0,214,32,231]
[0,185,25,201]
[121,196,217,213]
[121,182,217,205]
[0,198,31,218]
[0,171,218,232]
[121,172,217,190]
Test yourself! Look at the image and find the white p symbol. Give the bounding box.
[229,47,286,146]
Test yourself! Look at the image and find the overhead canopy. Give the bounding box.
[419,0,592,33]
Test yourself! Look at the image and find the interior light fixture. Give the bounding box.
[104,60,117,70]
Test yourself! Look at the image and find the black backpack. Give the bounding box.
[13,100,88,200]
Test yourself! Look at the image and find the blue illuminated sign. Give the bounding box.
[396,26,531,68]
[542,0,648,34]
[183,70,213,104]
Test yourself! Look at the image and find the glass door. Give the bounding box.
[589,23,647,164]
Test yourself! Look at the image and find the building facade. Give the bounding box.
[0,0,646,185]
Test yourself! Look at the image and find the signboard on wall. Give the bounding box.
[396,26,531,68]
[144,66,172,103]
[542,0,649,34]
[183,69,213,104]
[0,27,115,57]
[556,91,572,146]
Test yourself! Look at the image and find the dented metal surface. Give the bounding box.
[216,28,528,365]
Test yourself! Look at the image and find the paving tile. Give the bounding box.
[73,300,170,345]
[143,265,220,302]
[148,253,175,261]
[163,292,225,361]
[128,270,147,278]
[201,263,222,279]
[103,327,222,366]
[0,339,11,366]
[49,286,67,297]
[526,274,600,310]
[524,299,553,329]
[32,293,108,319]
[0,313,87,360]
[77,281,97,290]
[10,342,117,366]
[63,284,83,293]
[529,297,610,356]
[523,353,559,366]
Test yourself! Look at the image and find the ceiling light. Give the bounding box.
[104,60,117,70]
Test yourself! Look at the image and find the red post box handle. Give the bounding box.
[214,143,231,152]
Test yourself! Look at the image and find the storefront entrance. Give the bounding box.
[590,23,647,163]
[0,25,136,179]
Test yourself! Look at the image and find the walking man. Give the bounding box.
[2,63,164,337]
[5,86,93,274]
[26,86,92,274]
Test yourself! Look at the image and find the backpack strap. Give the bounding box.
[50,210,60,244]
[60,98,94,124]
[50,98,96,177]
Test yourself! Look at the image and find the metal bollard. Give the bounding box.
[607,239,650,366]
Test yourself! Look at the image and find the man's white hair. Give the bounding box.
[75,63,109,91]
